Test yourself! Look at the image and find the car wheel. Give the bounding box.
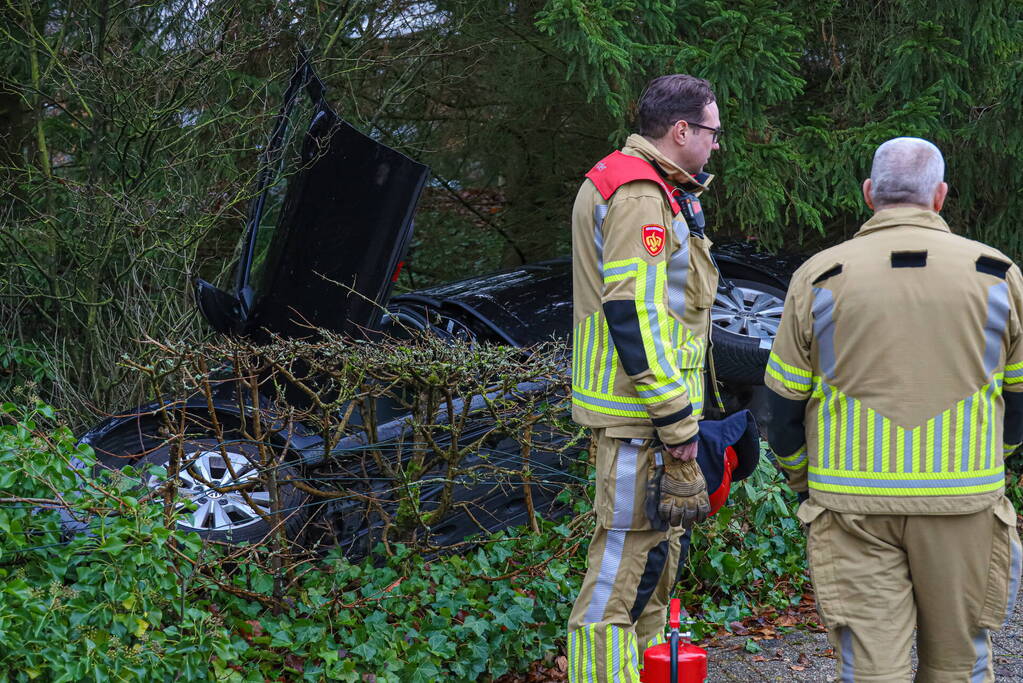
[134,438,309,544]
[711,278,785,385]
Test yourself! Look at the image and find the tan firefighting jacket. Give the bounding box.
[766,207,1023,514]
[571,134,719,446]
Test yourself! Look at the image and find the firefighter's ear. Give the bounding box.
[933,181,948,213]
[672,120,688,146]
[862,178,874,210]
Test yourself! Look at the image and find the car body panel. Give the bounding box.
[196,58,429,341]
[389,243,801,348]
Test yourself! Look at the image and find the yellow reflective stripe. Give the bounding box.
[955,399,965,472]
[828,387,838,470]
[604,257,643,270]
[603,257,643,284]
[768,351,812,378]
[919,422,928,473]
[808,465,1003,480]
[866,408,875,470]
[809,465,1005,496]
[766,365,812,392]
[882,417,891,471]
[816,380,826,467]
[852,398,861,470]
[979,383,989,472]
[809,480,1005,496]
[588,315,601,391]
[572,322,581,388]
[942,405,951,473]
[1006,361,1023,384]
[895,427,905,474]
[655,264,675,377]
[835,391,845,468]
[776,445,807,471]
[637,263,682,383]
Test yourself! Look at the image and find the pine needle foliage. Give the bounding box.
[539,0,1023,254]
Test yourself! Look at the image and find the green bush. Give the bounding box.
[0,400,814,681]
[0,401,230,680]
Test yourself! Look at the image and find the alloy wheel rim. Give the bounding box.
[711,285,784,340]
[146,449,270,532]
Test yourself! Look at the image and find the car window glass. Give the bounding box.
[246,92,318,296]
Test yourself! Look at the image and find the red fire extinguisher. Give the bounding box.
[639,598,708,683]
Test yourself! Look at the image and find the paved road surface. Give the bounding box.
[707,585,1023,681]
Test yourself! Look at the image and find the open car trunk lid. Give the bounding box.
[196,57,429,341]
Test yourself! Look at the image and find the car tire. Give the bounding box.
[711,278,786,385]
[133,437,309,544]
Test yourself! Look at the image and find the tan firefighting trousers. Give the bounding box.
[567,431,689,682]
[798,497,1022,682]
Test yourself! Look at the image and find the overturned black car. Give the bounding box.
[77,59,800,553]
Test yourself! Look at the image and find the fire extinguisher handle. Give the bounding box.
[670,630,679,683]
[669,598,681,629]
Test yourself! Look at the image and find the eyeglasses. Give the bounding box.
[681,120,724,143]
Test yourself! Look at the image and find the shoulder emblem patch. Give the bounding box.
[642,224,666,256]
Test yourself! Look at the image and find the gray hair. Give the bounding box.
[869,137,945,208]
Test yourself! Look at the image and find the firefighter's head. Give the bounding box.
[638,74,720,176]
[863,137,948,213]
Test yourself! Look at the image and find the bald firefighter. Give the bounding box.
[566,74,739,682]
[766,137,1023,682]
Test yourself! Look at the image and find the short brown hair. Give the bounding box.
[637,75,716,139]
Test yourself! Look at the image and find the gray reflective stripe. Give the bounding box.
[666,220,690,315]
[971,629,989,682]
[986,380,997,469]
[962,394,974,472]
[603,262,639,279]
[840,627,854,682]
[1008,366,1023,380]
[583,529,626,624]
[845,394,855,470]
[612,441,640,528]
[1006,537,1022,627]
[568,630,581,682]
[585,626,595,683]
[809,470,1005,489]
[904,430,913,474]
[602,339,615,393]
[629,633,639,680]
[573,390,646,414]
[593,204,608,271]
[589,625,597,683]
[812,287,837,380]
[821,382,834,469]
[873,410,884,472]
[642,262,676,380]
[766,357,812,388]
[589,316,597,386]
[637,376,688,398]
[983,282,1010,376]
[777,447,807,469]
[611,626,620,681]
[933,412,943,472]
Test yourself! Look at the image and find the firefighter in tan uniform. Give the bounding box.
[566,74,724,683]
[766,137,1023,682]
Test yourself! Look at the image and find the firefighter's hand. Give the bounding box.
[658,456,710,528]
[665,441,698,462]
